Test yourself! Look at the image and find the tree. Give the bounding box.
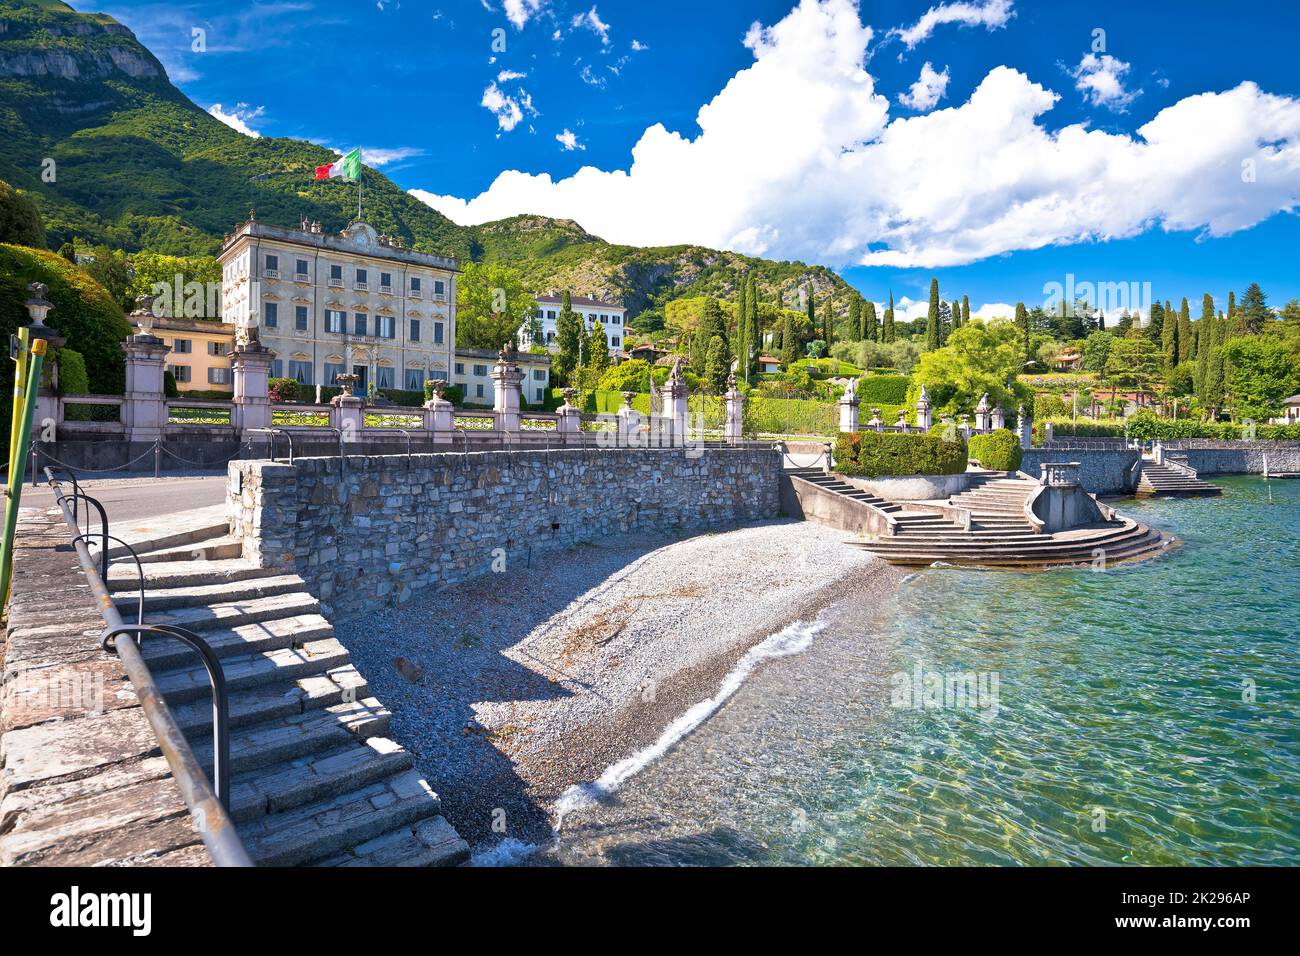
[129,251,222,319]
[822,299,834,347]
[455,261,537,350]
[961,295,970,329]
[1014,302,1030,362]
[57,242,76,264]
[1221,335,1298,421]
[1280,298,1300,330]
[848,295,861,342]
[951,298,962,335]
[1104,336,1162,393]
[1177,298,1192,365]
[553,291,583,382]
[0,180,44,248]
[1238,282,1271,335]
[907,319,1031,415]
[863,298,878,343]
[1195,295,1215,401]
[926,278,941,350]
[584,322,611,376]
[1146,300,1165,347]
[1161,298,1178,370]
[805,285,816,339]
[82,246,130,310]
[704,335,728,393]
[1081,330,1115,372]
[883,292,896,343]
[780,308,798,368]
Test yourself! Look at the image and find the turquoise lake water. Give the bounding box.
[547,476,1299,866]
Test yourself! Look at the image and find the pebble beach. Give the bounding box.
[335,519,905,851]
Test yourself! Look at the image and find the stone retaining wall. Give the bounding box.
[1177,444,1300,476]
[228,448,782,619]
[1021,448,1140,495]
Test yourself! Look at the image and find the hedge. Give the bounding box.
[835,431,968,477]
[1035,417,1300,443]
[968,429,1023,472]
[857,374,910,405]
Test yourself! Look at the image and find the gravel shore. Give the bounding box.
[335,519,906,849]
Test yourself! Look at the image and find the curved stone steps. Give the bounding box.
[855,521,1168,567]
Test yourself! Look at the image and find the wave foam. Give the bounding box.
[554,617,826,827]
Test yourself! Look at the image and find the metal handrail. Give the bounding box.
[246,427,295,464]
[42,468,251,866]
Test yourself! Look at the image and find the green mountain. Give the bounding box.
[0,0,852,321]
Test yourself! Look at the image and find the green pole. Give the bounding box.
[8,326,30,467]
[2,337,47,605]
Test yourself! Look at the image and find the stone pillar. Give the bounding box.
[617,391,643,446]
[661,357,690,445]
[556,388,581,439]
[490,344,524,437]
[724,375,743,444]
[231,338,275,432]
[330,373,365,439]
[1017,404,1032,450]
[916,385,932,432]
[894,410,909,432]
[121,297,169,444]
[422,379,455,444]
[959,414,972,443]
[975,392,991,432]
[868,408,884,432]
[838,386,860,433]
[1044,421,1055,444]
[991,403,1006,431]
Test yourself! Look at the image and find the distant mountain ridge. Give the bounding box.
[0,0,852,317]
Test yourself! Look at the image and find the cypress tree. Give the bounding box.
[747,275,761,381]
[1147,301,1165,345]
[805,285,816,336]
[554,289,583,383]
[780,308,798,368]
[737,274,748,353]
[1015,302,1030,362]
[1177,298,1192,365]
[822,299,834,347]
[704,336,728,393]
[864,298,878,342]
[926,278,941,350]
[951,298,962,333]
[1161,300,1178,370]
[1226,291,1237,336]
[883,292,895,343]
[848,295,861,341]
[961,295,970,329]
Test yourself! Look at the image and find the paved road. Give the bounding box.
[15,475,228,523]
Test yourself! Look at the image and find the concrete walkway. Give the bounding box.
[17,476,228,524]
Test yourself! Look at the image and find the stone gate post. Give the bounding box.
[121,296,169,445]
[422,379,455,444]
[330,373,365,440]
[231,330,274,432]
[838,380,859,433]
[490,345,524,438]
[915,385,932,432]
[660,357,690,446]
[724,374,744,444]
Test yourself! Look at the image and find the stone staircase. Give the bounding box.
[105,528,469,867]
[1135,460,1222,497]
[794,469,1169,568]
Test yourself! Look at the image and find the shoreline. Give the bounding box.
[333,520,908,849]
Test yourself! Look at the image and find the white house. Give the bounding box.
[452,348,551,407]
[519,294,627,357]
[1274,394,1300,425]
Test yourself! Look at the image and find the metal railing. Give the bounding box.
[42,467,252,867]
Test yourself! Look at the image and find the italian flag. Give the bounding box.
[315,147,361,182]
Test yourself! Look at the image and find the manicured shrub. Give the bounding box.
[969,429,1022,472]
[268,377,300,403]
[56,348,89,395]
[857,374,910,405]
[835,430,967,477]
[163,369,179,399]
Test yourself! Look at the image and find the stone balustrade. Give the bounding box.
[1039,461,1082,487]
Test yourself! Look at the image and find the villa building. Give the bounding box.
[1275,394,1300,425]
[219,218,458,395]
[129,314,236,394]
[519,294,627,357]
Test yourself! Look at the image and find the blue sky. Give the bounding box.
[79,0,1300,319]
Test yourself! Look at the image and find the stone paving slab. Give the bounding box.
[0,508,210,867]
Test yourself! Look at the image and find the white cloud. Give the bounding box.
[415,0,1300,269]
[973,302,1015,320]
[891,0,1014,49]
[481,82,524,131]
[898,61,949,111]
[631,39,648,52]
[571,6,611,45]
[1070,53,1141,112]
[497,70,527,82]
[363,147,424,167]
[502,0,546,30]
[556,129,585,151]
[208,102,263,138]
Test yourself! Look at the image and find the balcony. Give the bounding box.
[432,292,447,303]
[409,288,423,300]
[379,284,394,295]
[353,282,369,292]
[263,268,280,279]
[294,272,311,283]
[327,277,344,289]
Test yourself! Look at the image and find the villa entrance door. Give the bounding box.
[352,365,369,394]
